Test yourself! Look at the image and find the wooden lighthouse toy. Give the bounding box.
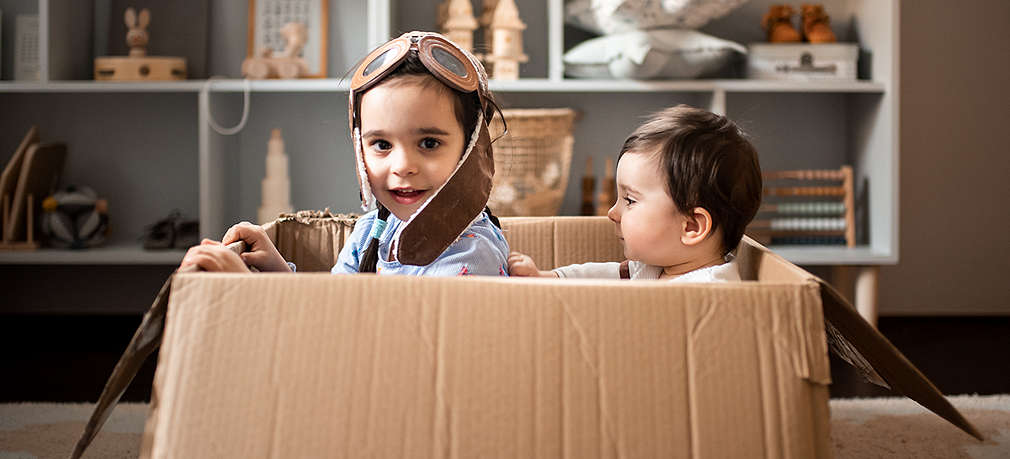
[485,0,527,80]
[441,0,479,53]
[257,129,294,224]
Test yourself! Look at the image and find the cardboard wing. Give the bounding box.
[73,215,981,458]
[734,234,983,441]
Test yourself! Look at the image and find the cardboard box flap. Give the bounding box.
[737,235,984,441]
[817,279,984,440]
[144,274,833,458]
[71,239,251,459]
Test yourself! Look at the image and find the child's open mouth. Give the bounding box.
[390,188,428,205]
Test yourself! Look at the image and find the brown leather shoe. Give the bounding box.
[762,5,802,43]
[802,4,837,43]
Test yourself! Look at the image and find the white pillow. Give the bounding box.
[567,0,750,34]
[563,29,746,79]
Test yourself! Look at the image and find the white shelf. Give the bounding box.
[491,79,886,93]
[0,81,205,92]
[0,79,886,94]
[0,244,185,265]
[769,246,897,266]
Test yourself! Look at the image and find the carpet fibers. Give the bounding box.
[1,395,1008,458]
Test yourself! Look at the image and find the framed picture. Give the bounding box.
[247,0,328,78]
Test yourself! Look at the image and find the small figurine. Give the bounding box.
[93,7,187,80]
[242,22,311,79]
[477,0,499,54]
[441,0,478,52]
[595,158,615,217]
[437,1,450,30]
[802,4,837,43]
[258,129,293,224]
[485,0,528,80]
[125,7,149,57]
[580,156,595,216]
[761,5,801,43]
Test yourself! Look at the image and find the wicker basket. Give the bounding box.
[487,108,577,216]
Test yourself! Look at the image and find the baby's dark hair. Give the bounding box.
[357,51,500,272]
[619,105,762,255]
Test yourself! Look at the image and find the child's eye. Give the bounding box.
[623,196,636,206]
[371,140,392,151]
[419,138,441,150]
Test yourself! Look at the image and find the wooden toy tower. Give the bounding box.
[485,0,527,80]
[441,0,479,52]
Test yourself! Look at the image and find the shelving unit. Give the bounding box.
[1,0,899,274]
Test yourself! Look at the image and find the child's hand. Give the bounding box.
[508,251,558,278]
[221,221,291,272]
[180,239,250,272]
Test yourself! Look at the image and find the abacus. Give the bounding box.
[748,166,856,247]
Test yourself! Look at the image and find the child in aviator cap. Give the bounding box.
[509,105,762,282]
[181,32,510,276]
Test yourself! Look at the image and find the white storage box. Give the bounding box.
[748,43,859,81]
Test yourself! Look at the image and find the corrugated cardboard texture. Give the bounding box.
[245,215,984,440]
[147,274,832,458]
[270,214,777,280]
[265,211,358,272]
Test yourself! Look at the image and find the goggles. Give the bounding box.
[350,32,480,95]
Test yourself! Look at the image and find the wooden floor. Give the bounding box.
[1,314,1007,402]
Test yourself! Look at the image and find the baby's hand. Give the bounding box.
[221,221,291,272]
[180,239,250,272]
[508,251,558,278]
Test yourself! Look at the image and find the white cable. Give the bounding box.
[202,77,251,136]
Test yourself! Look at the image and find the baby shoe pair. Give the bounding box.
[142,210,199,250]
[762,4,837,43]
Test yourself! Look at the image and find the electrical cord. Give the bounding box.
[201,77,251,135]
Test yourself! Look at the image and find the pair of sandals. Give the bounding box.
[142,210,199,250]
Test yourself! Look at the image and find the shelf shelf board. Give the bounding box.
[0,244,185,265]
[0,79,886,94]
[0,81,205,92]
[491,79,886,93]
[768,245,896,266]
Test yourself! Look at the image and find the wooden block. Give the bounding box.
[94,56,186,81]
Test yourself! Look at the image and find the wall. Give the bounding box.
[879,0,1010,315]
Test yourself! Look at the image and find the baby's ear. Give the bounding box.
[681,207,714,247]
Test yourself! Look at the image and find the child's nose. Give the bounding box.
[607,203,620,223]
[391,149,419,176]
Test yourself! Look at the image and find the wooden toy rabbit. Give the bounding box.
[94,7,186,80]
[762,5,801,43]
[125,7,150,57]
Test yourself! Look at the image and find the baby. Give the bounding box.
[509,105,762,281]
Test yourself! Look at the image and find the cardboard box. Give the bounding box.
[74,214,982,458]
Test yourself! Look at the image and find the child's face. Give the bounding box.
[359,80,466,221]
[607,152,689,267]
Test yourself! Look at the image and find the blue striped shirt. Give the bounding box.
[331,209,510,277]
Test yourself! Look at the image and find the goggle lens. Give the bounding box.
[431,46,468,78]
[362,48,396,77]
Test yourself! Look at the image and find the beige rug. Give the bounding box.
[1,395,1008,458]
